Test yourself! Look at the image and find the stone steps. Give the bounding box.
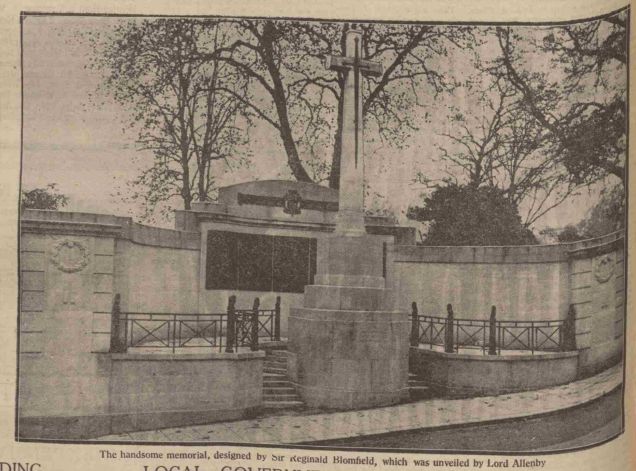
[263,393,299,401]
[267,352,287,360]
[264,368,287,376]
[408,372,432,400]
[262,400,305,409]
[263,350,431,405]
[262,349,304,410]
[263,379,290,387]
[263,372,287,381]
[409,380,428,387]
[263,387,297,395]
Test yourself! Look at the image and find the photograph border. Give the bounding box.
[14,5,630,455]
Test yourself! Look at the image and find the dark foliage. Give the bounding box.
[21,184,69,211]
[407,184,537,246]
[556,225,583,243]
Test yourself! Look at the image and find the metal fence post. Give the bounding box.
[563,304,577,351]
[410,302,419,347]
[225,295,236,353]
[109,293,126,353]
[445,303,455,353]
[488,305,497,355]
[251,297,260,351]
[274,296,281,341]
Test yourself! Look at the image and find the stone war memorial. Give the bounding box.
[18,12,627,452]
[286,28,410,410]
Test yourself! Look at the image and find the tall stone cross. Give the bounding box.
[326,28,383,236]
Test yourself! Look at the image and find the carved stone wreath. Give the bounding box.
[50,239,89,273]
[282,189,303,216]
[592,253,615,284]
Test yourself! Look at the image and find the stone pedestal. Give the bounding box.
[288,234,409,409]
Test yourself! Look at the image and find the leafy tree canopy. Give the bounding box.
[86,19,250,221]
[495,11,627,187]
[553,184,625,242]
[21,184,69,210]
[555,225,582,243]
[407,184,537,246]
[579,184,625,237]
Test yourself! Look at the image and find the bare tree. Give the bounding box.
[494,11,627,186]
[436,71,581,226]
[88,19,249,220]
[198,20,473,187]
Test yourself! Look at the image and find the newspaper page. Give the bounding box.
[0,0,633,470]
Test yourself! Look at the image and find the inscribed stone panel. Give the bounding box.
[205,230,317,293]
[273,236,315,293]
[237,233,273,291]
[205,230,237,290]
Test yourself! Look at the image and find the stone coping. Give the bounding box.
[567,237,624,259]
[290,308,408,320]
[259,340,289,349]
[21,209,622,257]
[192,209,408,232]
[393,230,623,264]
[216,179,338,206]
[411,347,579,362]
[21,219,123,238]
[21,208,409,245]
[110,351,265,361]
[21,209,200,250]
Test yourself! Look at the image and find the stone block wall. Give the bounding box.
[114,241,199,314]
[390,231,625,376]
[19,226,117,437]
[17,208,625,437]
[390,259,570,321]
[410,348,580,396]
[569,241,624,376]
[109,352,264,435]
[18,210,262,439]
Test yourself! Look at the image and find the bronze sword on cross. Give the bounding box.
[326,28,383,168]
[325,27,383,235]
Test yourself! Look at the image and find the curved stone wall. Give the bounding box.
[18,209,625,435]
[388,232,625,376]
[410,347,580,396]
[389,231,623,321]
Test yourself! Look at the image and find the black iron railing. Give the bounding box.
[110,295,282,354]
[410,302,577,355]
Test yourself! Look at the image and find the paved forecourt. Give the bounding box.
[96,363,622,444]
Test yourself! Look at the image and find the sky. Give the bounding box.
[21,15,618,233]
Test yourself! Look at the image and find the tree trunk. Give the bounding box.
[183,193,192,210]
[261,22,313,183]
[198,160,207,201]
